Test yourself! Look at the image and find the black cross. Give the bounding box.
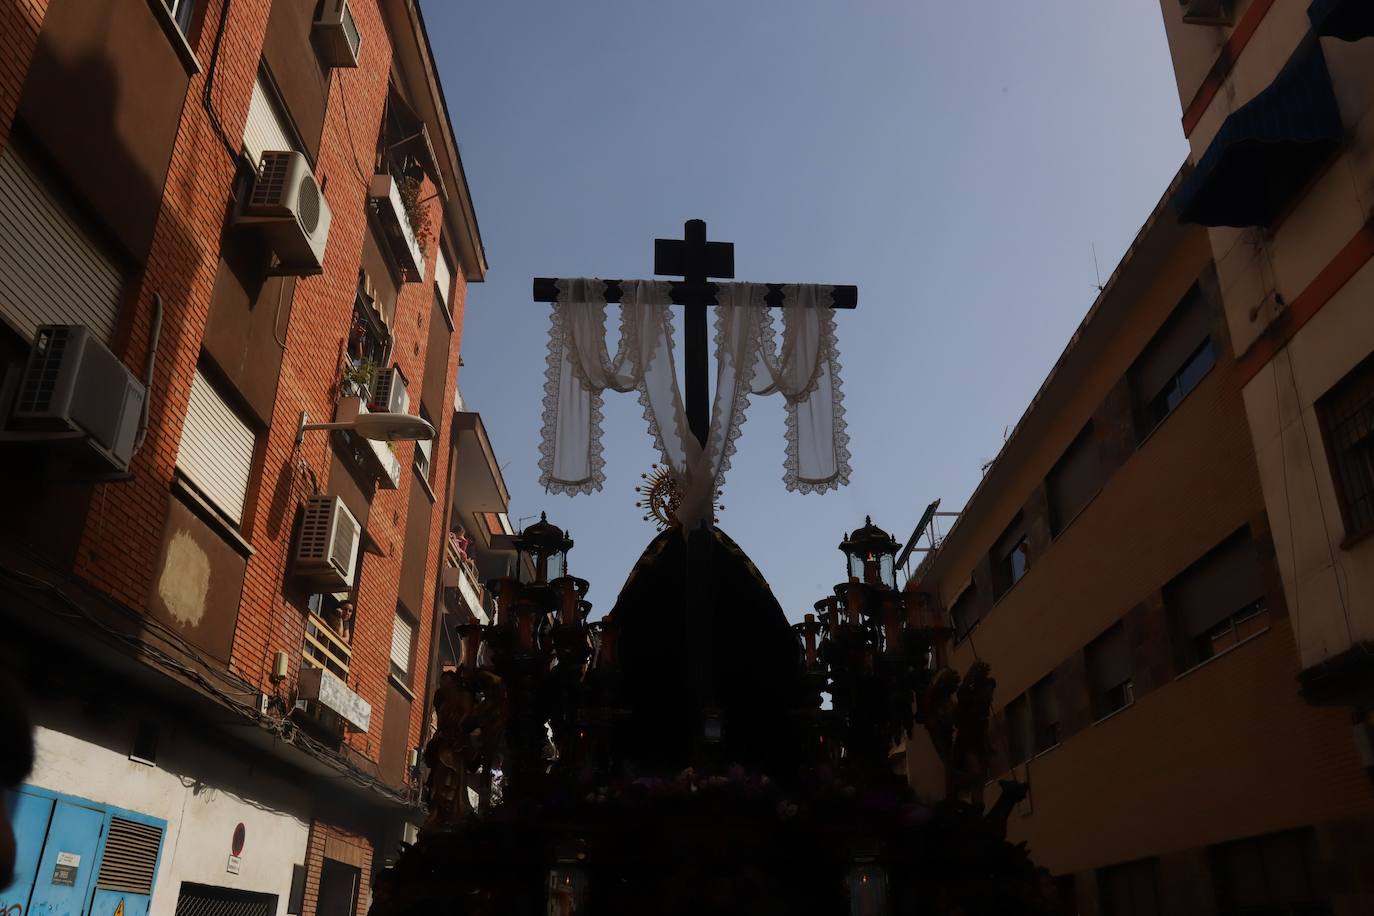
[533,219,857,450]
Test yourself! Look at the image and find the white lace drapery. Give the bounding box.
[539,278,849,526]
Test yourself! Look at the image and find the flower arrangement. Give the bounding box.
[397,175,435,257]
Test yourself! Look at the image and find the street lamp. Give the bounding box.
[294,408,435,446]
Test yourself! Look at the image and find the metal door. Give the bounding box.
[22,799,104,916]
[2,790,56,916]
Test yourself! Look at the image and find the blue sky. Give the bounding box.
[421,1,1189,621]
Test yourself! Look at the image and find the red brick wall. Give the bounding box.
[0,1,47,151]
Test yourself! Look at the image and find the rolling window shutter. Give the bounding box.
[390,612,414,673]
[96,817,163,895]
[177,369,256,524]
[243,74,296,169]
[1168,530,1264,640]
[0,147,124,344]
[1087,624,1131,692]
[1047,423,1103,533]
[1031,676,1058,728]
[1132,284,1216,402]
[1005,695,1032,764]
[434,246,453,308]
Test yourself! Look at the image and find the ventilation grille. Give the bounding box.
[341,1,361,56]
[298,495,336,565]
[175,886,274,916]
[331,504,358,575]
[96,817,162,894]
[296,174,321,235]
[252,152,293,208]
[16,325,71,414]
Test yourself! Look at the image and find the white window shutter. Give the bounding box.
[390,612,414,673]
[434,246,453,308]
[0,147,123,344]
[243,74,296,169]
[176,369,256,524]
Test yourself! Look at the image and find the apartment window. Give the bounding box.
[163,0,197,33]
[243,71,298,169]
[949,585,982,642]
[1166,529,1268,669]
[1211,828,1330,916]
[1130,283,1218,436]
[176,367,257,526]
[390,607,416,683]
[1029,675,1060,753]
[434,244,456,313]
[415,405,434,482]
[991,514,1031,599]
[1005,694,1032,767]
[1047,423,1104,535]
[1086,623,1133,719]
[1098,858,1161,916]
[1318,353,1374,542]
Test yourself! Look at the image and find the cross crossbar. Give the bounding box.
[531,278,858,310]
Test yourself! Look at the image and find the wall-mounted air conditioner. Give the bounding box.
[314,0,362,69]
[294,495,361,590]
[11,325,147,472]
[369,364,409,415]
[236,151,332,275]
[1180,0,1232,25]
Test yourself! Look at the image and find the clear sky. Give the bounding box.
[421,0,1190,622]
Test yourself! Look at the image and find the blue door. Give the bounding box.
[24,800,104,916]
[2,790,55,916]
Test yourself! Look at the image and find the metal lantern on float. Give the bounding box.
[514,512,574,584]
[839,516,900,591]
[547,840,589,916]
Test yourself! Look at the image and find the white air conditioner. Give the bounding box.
[1180,0,1232,25]
[314,0,362,69]
[294,495,361,590]
[12,325,147,472]
[369,364,409,415]
[237,151,332,275]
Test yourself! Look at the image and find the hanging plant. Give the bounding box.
[397,175,435,257]
[343,356,379,394]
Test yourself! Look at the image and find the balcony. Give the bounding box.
[335,394,402,490]
[299,613,372,732]
[443,534,491,623]
[369,172,425,283]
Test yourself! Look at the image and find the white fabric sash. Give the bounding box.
[539,279,849,527]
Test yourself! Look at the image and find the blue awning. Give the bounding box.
[1310,0,1374,41]
[1176,39,1343,228]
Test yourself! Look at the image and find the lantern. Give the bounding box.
[839,517,900,591]
[514,512,573,584]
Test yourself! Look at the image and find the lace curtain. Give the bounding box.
[539,279,849,527]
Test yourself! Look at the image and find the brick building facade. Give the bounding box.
[904,173,1374,914]
[0,3,492,916]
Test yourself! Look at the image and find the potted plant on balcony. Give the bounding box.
[342,357,378,402]
[398,175,434,258]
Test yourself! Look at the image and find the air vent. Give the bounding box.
[297,174,321,235]
[16,325,71,414]
[96,817,163,895]
[237,151,332,276]
[294,495,361,590]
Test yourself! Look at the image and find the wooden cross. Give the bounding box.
[533,219,857,450]
[532,219,858,765]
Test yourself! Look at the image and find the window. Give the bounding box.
[1166,528,1268,669]
[176,367,256,526]
[390,608,416,681]
[1211,828,1330,916]
[1029,675,1060,754]
[1086,623,1134,719]
[434,244,455,312]
[949,585,982,642]
[991,514,1031,598]
[1130,282,1218,436]
[1005,694,1032,767]
[1098,858,1161,916]
[415,405,434,481]
[243,72,297,169]
[1318,353,1374,542]
[162,0,196,34]
[346,274,392,390]
[1047,423,1104,535]
[0,146,124,344]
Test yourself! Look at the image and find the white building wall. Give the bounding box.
[27,705,310,916]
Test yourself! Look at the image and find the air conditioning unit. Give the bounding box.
[1180,0,1232,25]
[294,495,361,590]
[314,0,362,69]
[369,364,409,415]
[12,325,147,472]
[236,151,332,275]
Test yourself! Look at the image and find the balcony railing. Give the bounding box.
[368,172,425,282]
[302,612,352,681]
[443,536,491,623]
